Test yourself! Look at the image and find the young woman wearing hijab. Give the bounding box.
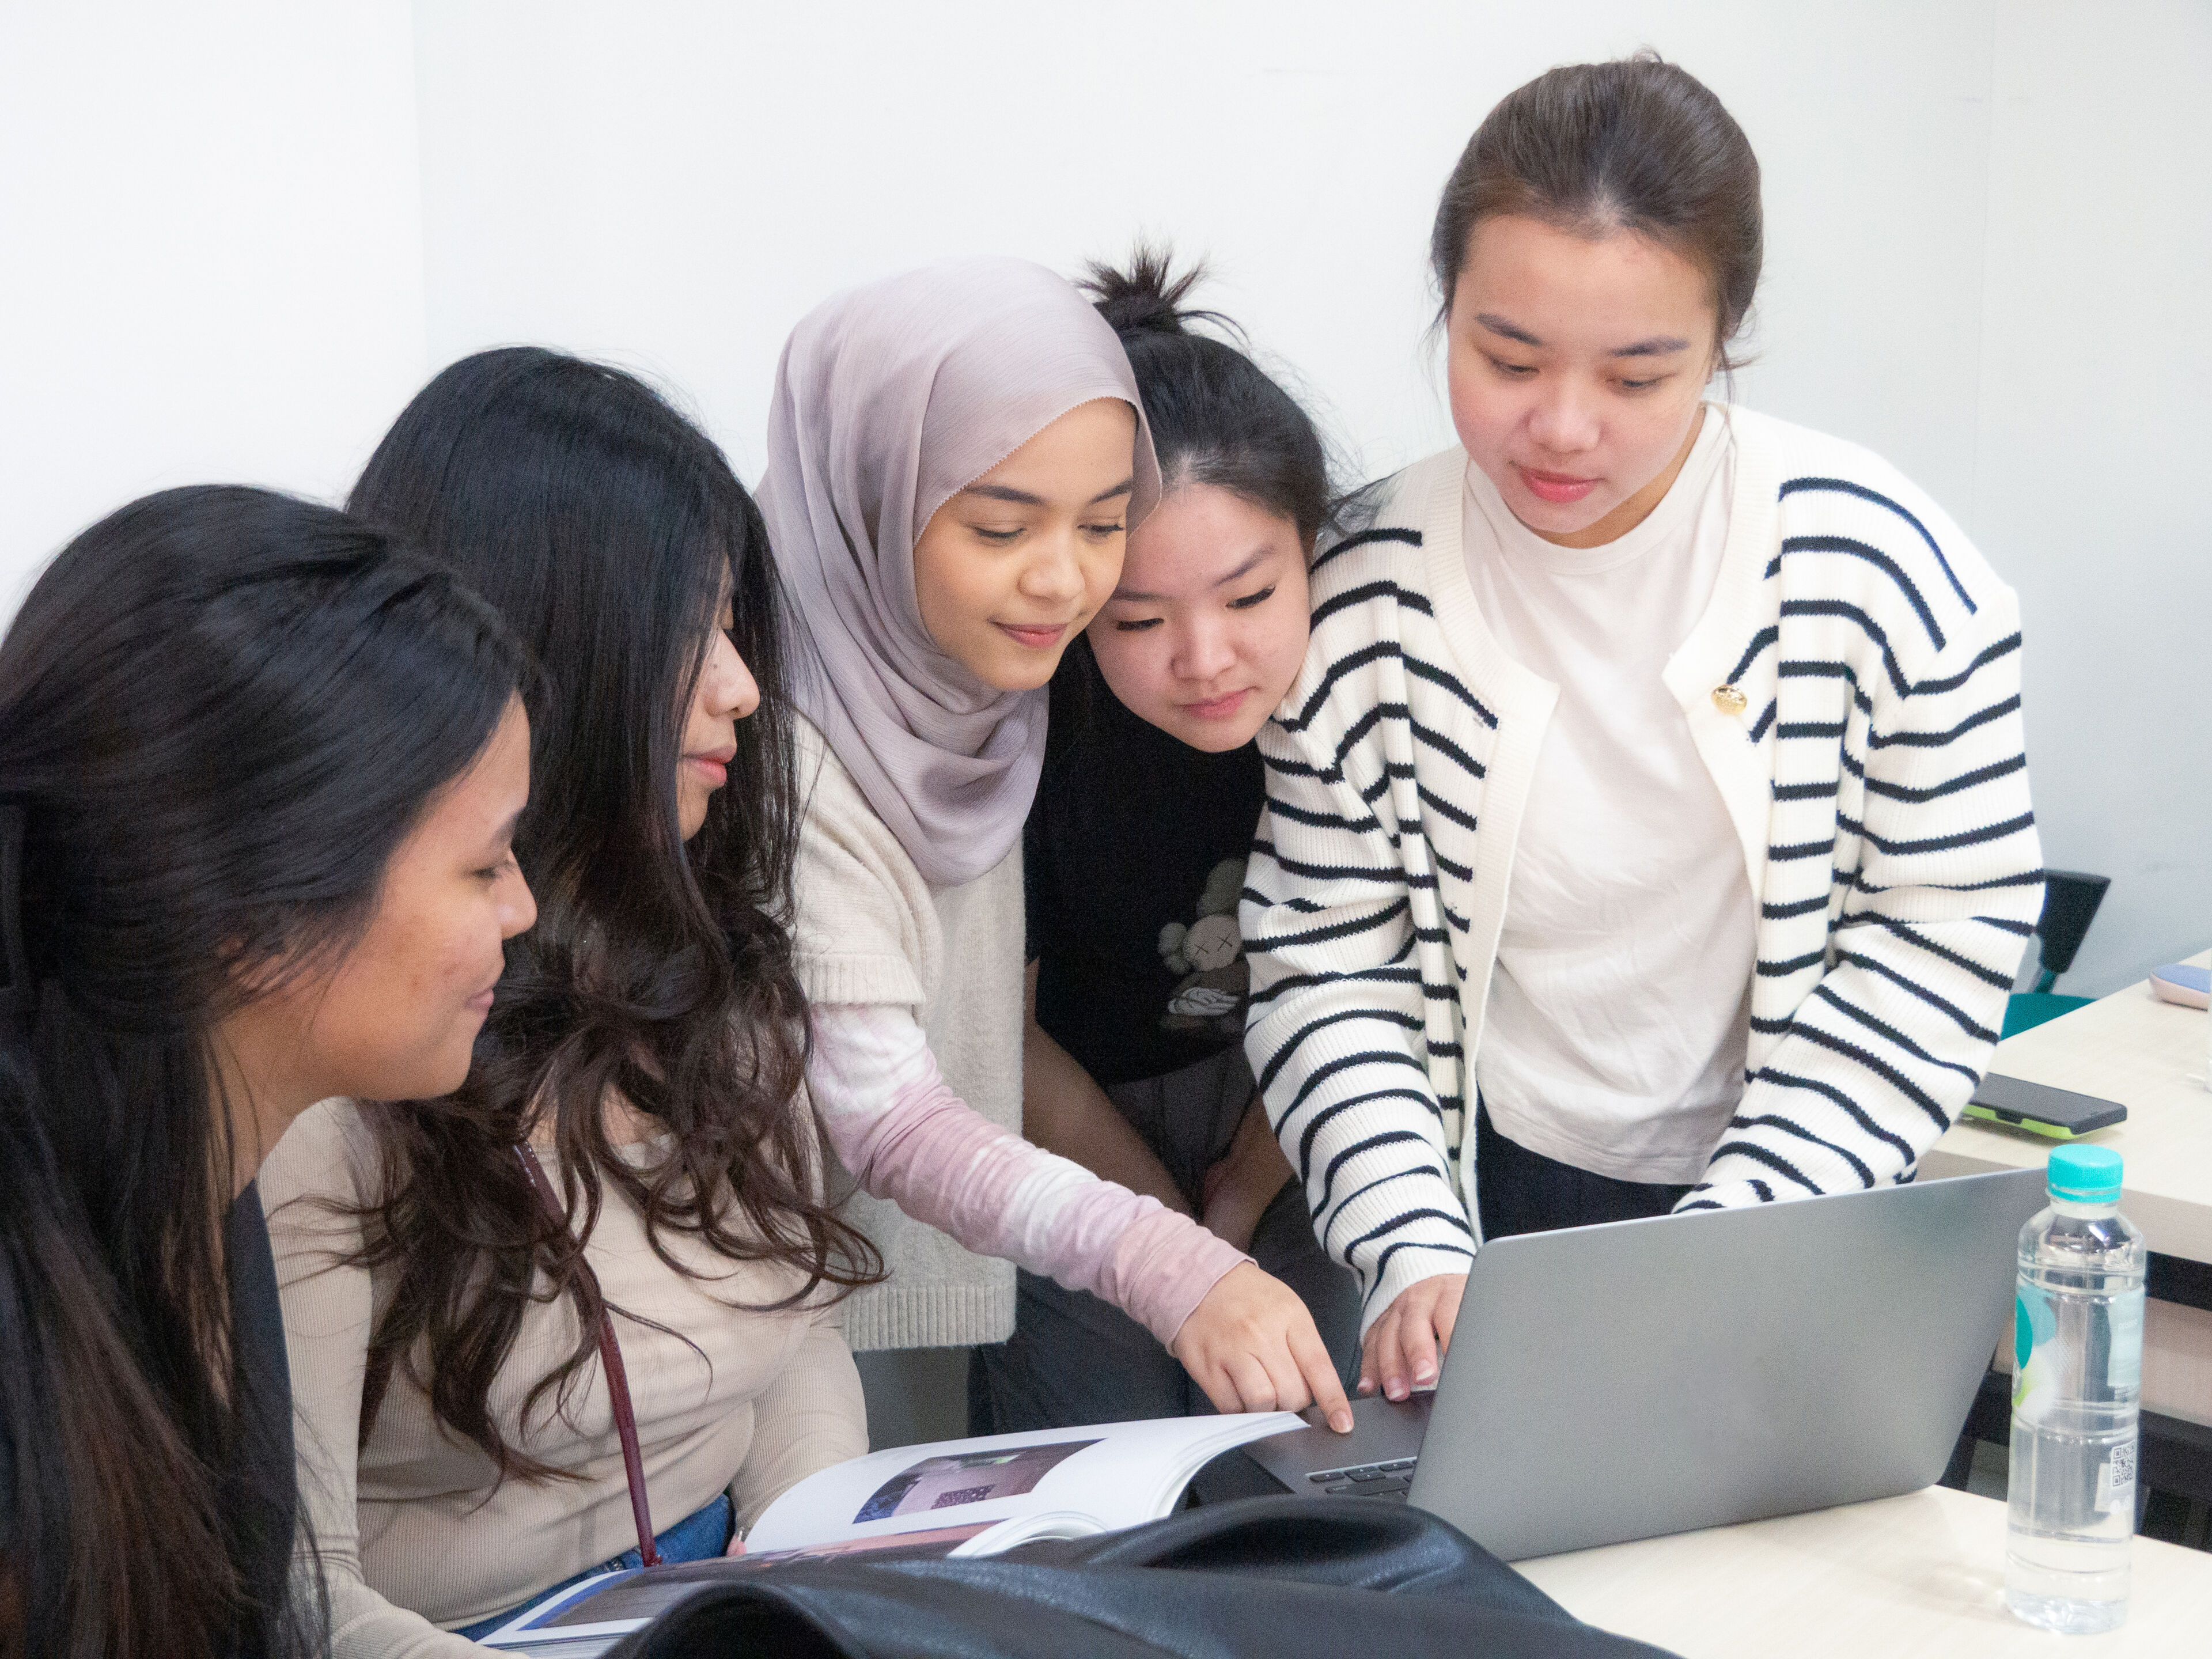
[263,349,883,1654]
[762,257,1353,1430]
[0,486,532,1659]
[1243,56,2041,1404]
[972,252,1364,1432]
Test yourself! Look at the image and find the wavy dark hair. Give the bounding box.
[0,487,522,1658]
[343,347,881,1482]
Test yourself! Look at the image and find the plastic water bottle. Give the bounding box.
[2005,1143,2145,1633]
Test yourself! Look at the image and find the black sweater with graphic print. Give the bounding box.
[1027,651,1266,1089]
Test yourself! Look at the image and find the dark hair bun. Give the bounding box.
[1069,243,1335,556]
[1080,246,1221,340]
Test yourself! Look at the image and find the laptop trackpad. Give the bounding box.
[1241,1393,1433,1496]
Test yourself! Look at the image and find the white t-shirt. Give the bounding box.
[1460,408,1756,1184]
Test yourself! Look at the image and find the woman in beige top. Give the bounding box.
[262,349,880,1653]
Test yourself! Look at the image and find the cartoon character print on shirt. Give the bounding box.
[1157,858,1249,1040]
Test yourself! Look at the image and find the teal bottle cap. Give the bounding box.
[2048,1143,2123,1203]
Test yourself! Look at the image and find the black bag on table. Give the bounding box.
[605,1495,1677,1658]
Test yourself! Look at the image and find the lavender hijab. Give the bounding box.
[759,257,1160,887]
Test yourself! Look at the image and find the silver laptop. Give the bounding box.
[1243,1165,2046,1560]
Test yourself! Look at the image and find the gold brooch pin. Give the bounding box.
[1711,685,1748,715]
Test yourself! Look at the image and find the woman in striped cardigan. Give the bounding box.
[1242,55,2043,1402]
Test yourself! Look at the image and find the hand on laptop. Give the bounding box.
[1359,1274,1468,1402]
[1173,1263,1356,1431]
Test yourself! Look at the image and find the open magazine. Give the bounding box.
[480,1411,1304,1655]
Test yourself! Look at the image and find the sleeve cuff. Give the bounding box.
[1361,1243,1477,1339]
[1111,1210,1252,1349]
[795,952,925,1009]
[1672,1176,1779,1214]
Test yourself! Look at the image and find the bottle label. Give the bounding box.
[2013,1289,2060,1420]
[2014,1284,2145,1414]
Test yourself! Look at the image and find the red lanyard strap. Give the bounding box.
[514,1145,661,1569]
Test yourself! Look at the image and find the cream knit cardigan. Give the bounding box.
[791,715,1024,1350]
[1244,408,2043,1327]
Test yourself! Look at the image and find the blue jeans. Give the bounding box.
[452,1491,734,1642]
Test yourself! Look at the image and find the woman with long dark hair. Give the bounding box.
[264,348,883,1652]
[0,486,533,1659]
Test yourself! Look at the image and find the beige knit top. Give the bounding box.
[261,1100,867,1656]
[791,714,1026,1351]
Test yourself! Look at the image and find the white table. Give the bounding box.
[1922,950,2212,1425]
[1518,1484,2212,1657]
[1514,964,2212,1651]
[1923,950,2212,1257]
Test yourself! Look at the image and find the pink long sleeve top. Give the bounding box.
[808,1003,1246,1348]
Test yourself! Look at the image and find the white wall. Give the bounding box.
[0,1,427,609]
[2,1,2205,992]
[1969,1,2212,993]
[407,0,2001,495]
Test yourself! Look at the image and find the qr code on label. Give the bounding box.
[2094,1443,2138,1514]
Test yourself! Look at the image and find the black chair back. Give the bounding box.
[2035,870,2111,985]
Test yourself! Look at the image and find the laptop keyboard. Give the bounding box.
[1306,1455,1418,1499]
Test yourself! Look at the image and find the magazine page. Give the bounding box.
[745,1411,1302,1552]
[479,1412,1302,1654]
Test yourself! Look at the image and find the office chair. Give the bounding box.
[2001,870,2111,1039]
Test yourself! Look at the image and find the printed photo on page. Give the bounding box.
[853,1440,1100,1522]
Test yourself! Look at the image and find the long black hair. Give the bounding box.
[0,486,523,1659]
[343,347,880,1483]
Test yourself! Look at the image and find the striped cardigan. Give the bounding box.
[1242,407,2043,1327]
